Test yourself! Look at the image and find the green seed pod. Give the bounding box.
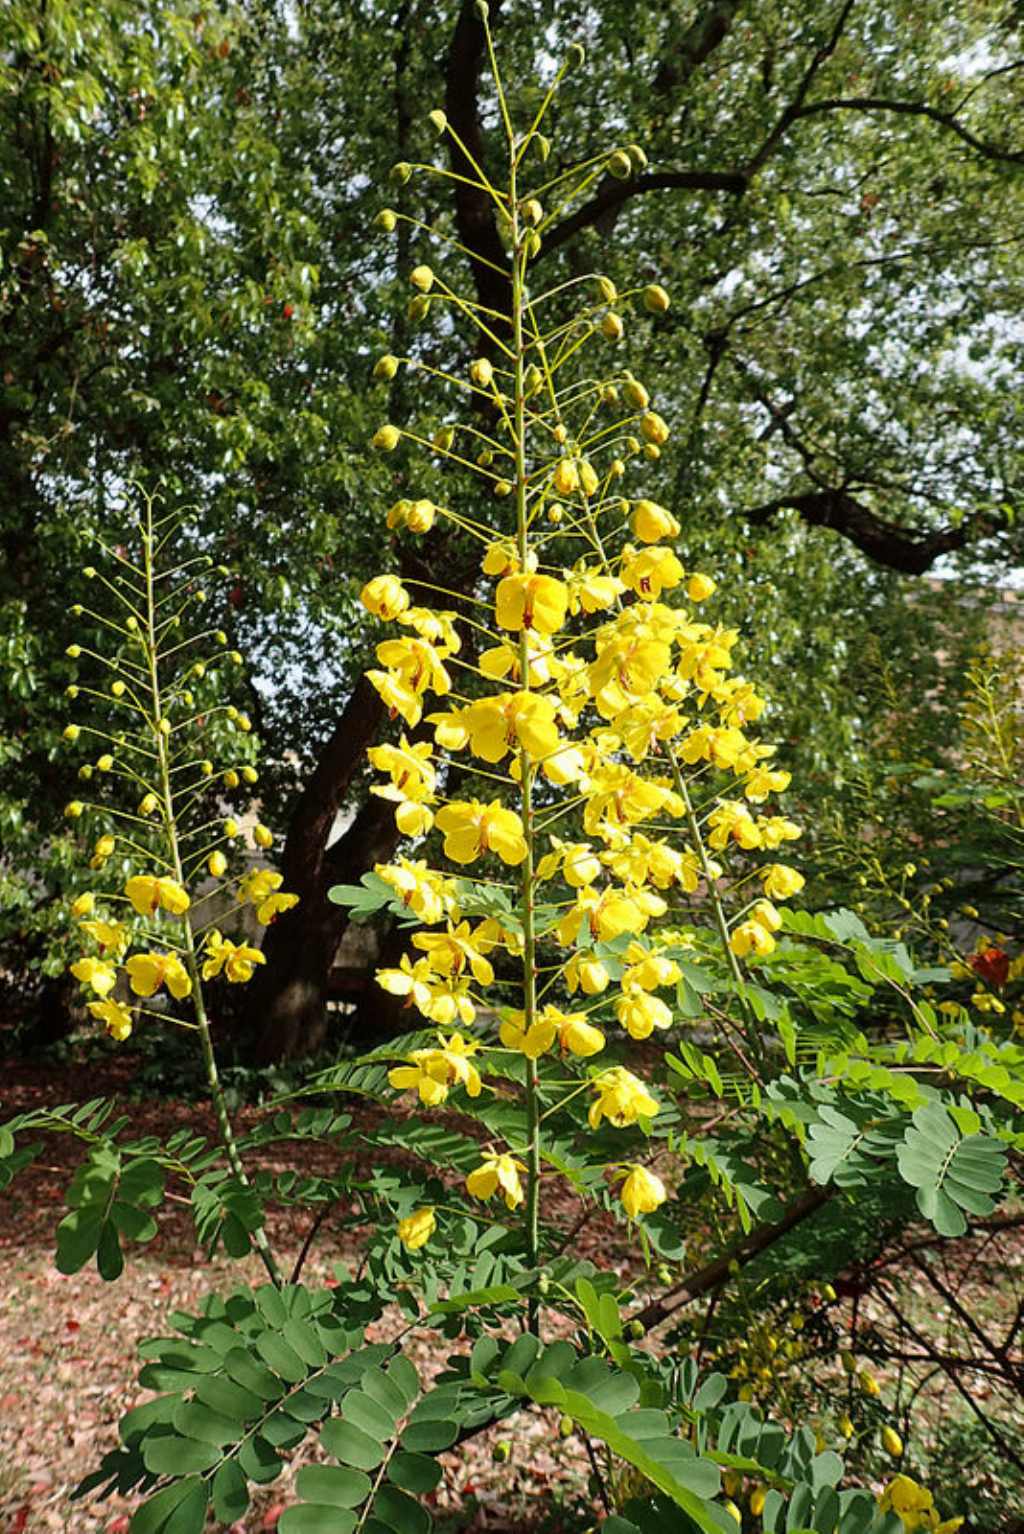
[628,1320,646,1340]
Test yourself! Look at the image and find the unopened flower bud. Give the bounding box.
[224,769,240,789]
[192,661,206,678]
[200,759,214,776]
[236,712,252,733]
[71,893,94,918]
[66,644,82,658]
[66,686,79,700]
[375,208,398,232]
[70,604,83,617]
[596,276,617,304]
[96,754,114,772]
[224,818,240,838]
[533,132,551,163]
[390,162,412,184]
[628,1320,645,1340]
[477,449,493,468]
[428,108,447,135]
[230,651,243,665]
[656,1264,672,1285]
[83,566,97,579]
[521,198,543,226]
[607,149,633,179]
[374,354,400,381]
[622,375,650,410]
[601,312,624,342]
[208,850,228,878]
[558,1414,574,1438]
[63,724,81,743]
[547,505,563,524]
[524,363,543,394]
[157,716,171,735]
[524,230,542,258]
[138,793,159,816]
[254,824,273,850]
[469,357,494,387]
[65,800,85,819]
[643,442,661,461]
[408,294,430,321]
[79,764,93,780]
[553,423,568,444]
[241,765,258,784]
[643,283,670,313]
[410,264,434,293]
[373,424,401,451]
[493,479,513,498]
[492,1440,511,1463]
[215,630,228,645]
[111,680,126,697]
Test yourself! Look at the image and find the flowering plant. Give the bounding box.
[0,16,1016,1534]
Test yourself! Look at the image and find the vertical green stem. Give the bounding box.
[141,507,282,1288]
[509,165,542,1329]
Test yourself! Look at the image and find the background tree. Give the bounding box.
[2,0,1022,1058]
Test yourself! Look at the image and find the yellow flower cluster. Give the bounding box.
[878,1477,963,1534]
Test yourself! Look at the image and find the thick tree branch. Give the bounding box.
[632,1185,834,1331]
[542,169,746,257]
[443,0,510,328]
[744,0,859,176]
[743,488,994,574]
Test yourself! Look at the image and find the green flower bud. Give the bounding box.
[432,425,455,451]
[215,630,228,645]
[64,800,85,818]
[626,143,649,170]
[70,604,83,617]
[493,479,513,498]
[390,161,413,184]
[373,424,401,451]
[643,283,670,313]
[524,230,542,258]
[408,294,430,322]
[601,312,624,342]
[607,149,633,179]
[376,208,398,232]
[558,1414,574,1438]
[565,42,585,69]
[534,132,551,163]
[410,264,434,293]
[78,764,93,781]
[428,109,447,135]
[521,197,543,226]
[622,375,650,409]
[628,1320,646,1340]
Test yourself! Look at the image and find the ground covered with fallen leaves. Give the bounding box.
[0,1054,617,1534]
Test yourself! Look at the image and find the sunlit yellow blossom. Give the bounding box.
[620,1164,667,1218]
[495,573,568,635]
[367,667,424,726]
[679,723,748,770]
[202,930,266,983]
[482,540,520,577]
[616,988,673,1039]
[687,573,716,602]
[464,690,560,763]
[413,921,494,984]
[125,952,193,1000]
[79,920,130,958]
[70,957,118,997]
[743,763,792,802]
[588,1067,660,1129]
[368,734,436,798]
[730,919,776,959]
[124,875,190,918]
[387,497,437,534]
[71,892,96,918]
[466,1153,527,1209]
[397,1207,436,1251]
[376,858,458,925]
[361,573,410,620]
[622,947,681,992]
[388,1032,482,1103]
[435,799,527,866]
[707,800,763,851]
[632,500,680,543]
[565,951,610,995]
[558,1013,606,1056]
[620,544,684,599]
[537,839,601,888]
[757,814,802,848]
[761,864,805,900]
[90,834,116,868]
[500,1011,557,1059]
[87,998,134,1041]
[556,885,647,947]
[565,567,625,615]
[377,635,452,698]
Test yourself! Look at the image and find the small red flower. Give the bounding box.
[968,947,1010,989]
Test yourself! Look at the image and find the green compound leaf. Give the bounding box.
[896,1103,1007,1236]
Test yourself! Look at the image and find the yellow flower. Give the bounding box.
[482,539,520,577]
[71,892,95,917]
[620,544,684,599]
[435,799,527,866]
[202,930,266,983]
[620,1164,667,1218]
[558,1014,606,1057]
[397,1207,436,1251]
[495,573,568,635]
[258,892,299,924]
[744,764,792,802]
[588,1067,660,1129]
[87,998,133,1041]
[464,690,561,764]
[500,1011,557,1059]
[79,919,130,958]
[125,952,193,1000]
[70,957,118,997]
[361,573,410,619]
[729,919,776,959]
[368,735,436,799]
[565,568,624,615]
[632,500,680,543]
[565,951,610,995]
[367,667,423,726]
[616,989,673,1039]
[124,875,190,919]
[375,858,458,925]
[466,1153,527,1209]
[90,834,116,868]
[640,411,670,445]
[622,947,682,992]
[413,921,494,985]
[760,863,804,901]
[389,1032,482,1103]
